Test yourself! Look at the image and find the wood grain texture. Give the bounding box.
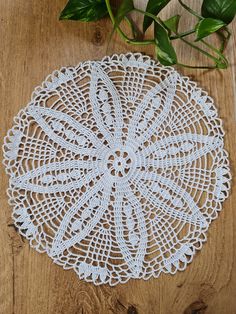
[0,1,235,313]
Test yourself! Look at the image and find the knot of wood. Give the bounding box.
[92,26,105,46]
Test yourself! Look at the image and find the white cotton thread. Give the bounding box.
[2,53,231,286]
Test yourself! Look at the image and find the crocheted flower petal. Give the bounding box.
[134,170,208,228]
[28,106,105,155]
[10,160,102,193]
[113,183,148,277]
[139,133,223,169]
[126,71,177,146]
[90,63,124,146]
[49,181,111,257]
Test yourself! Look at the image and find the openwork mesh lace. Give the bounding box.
[3,53,231,286]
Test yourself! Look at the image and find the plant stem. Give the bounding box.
[105,0,229,69]
[218,27,231,52]
[135,8,197,40]
[105,0,154,45]
[201,39,228,67]
[177,63,217,69]
[105,0,130,40]
[134,8,166,27]
[123,16,137,39]
[180,37,220,64]
[170,24,224,67]
[177,0,202,19]
[170,29,195,40]
[129,39,155,45]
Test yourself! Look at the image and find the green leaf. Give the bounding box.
[154,21,177,65]
[143,0,171,32]
[59,0,108,22]
[201,0,236,25]
[163,14,181,33]
[114,0,134,28]
[195,18,225,41]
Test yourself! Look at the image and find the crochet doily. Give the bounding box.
[3,53,231,286]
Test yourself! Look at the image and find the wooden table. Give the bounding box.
[0,1,235,313]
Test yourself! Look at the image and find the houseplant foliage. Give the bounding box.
[59,0,236,69]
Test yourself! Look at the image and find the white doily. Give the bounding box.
[3,53,231,286]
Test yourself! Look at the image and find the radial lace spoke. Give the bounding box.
[28,106,105,154]
[90,63,124,146]
[151,213,180,256]
[121,59,147,103]
[179,167,213,191]
[55,69,89,114]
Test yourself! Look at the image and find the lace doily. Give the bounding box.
[3,53,231,286]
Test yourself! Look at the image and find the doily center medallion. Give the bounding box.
[99,145,137,181]
[2,53,231,286]
[107,149,133,176]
